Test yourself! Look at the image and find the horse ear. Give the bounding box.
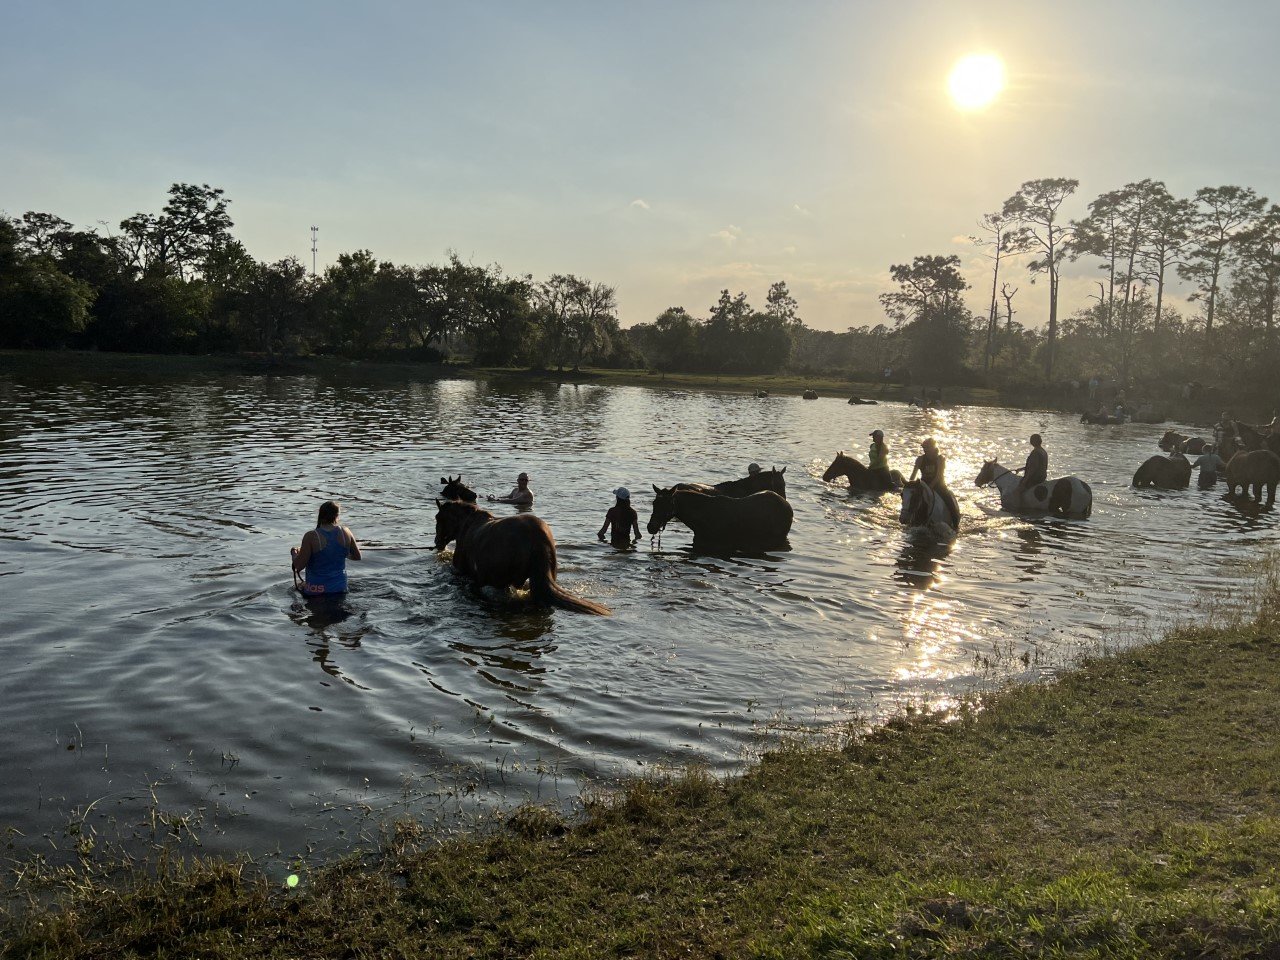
[779,466,786,474]
[653,483,661,493]
[440,477,447,484]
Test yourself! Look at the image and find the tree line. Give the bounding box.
[4,178,1279,408]
[0,183,637,369]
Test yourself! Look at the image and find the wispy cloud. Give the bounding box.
[792,203,812,217]
[630,198,650,210]
[711,224,742,245]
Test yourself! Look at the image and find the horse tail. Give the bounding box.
[528,543,611,616]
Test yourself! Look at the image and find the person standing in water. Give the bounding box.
[292,500,361,595]
[598,487,641,546]
[1192,443,1226,489]
[489,472,534,506]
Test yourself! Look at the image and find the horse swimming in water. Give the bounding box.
[975,460,1093,519]
[439,475,478,502]
[672,467,788,500]
[899,480,959,539]
[433,500,609,615]
[647,486,792,548]
[821,451,902,491]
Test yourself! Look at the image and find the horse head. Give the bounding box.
[765,465,787,498]
[822,452,860,483]
[975,459,999,487]
[899,480,932,526]
[434,498,477,550]
[647,484,677,535]
[439,475,478,503]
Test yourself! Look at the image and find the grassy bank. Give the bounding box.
[6,580,1280,958]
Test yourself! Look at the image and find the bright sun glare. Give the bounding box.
[947,54,1005,110]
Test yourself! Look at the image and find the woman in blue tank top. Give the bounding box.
[291,500,362,595]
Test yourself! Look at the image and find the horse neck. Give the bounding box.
[836,456,865,480]
[988,465,1018,493]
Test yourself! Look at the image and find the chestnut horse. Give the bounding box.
[433,500,609,615]
[647,486,793,547]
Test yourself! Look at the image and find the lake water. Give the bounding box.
[0,366,1273,869]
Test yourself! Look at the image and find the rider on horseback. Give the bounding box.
[868,430,894,490]
[909,438,960,527]
[1014,434,1048,498]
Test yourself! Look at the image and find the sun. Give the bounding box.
[947,54,1005,110]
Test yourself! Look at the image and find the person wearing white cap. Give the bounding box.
[598,487,640,546]
[488,471,534,506]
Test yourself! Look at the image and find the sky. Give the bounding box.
[3,0,1280,331]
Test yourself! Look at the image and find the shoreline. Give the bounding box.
[5,569,1279,957]
[0,349,1245,427]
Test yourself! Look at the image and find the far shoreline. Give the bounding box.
[0,348,1244,428]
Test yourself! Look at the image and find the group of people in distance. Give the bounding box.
[291,470,644,596]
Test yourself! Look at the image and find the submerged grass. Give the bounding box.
[6,566,1280,958]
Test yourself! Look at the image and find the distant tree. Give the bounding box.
[1233,204,1280,344]
[765,280,800,326]
[0,218,94,349]
[118,183,233,281]
[971,210,1019,370]
[1070,190,1123,333]
[534,273,590,369]
[238,257,312,361]
[1003,177,1078,379]
[1135,187,1193,330]
[1178,185,1267,336]
[879,254,971,383]
[565,280,617,370]
[14,211,74,257]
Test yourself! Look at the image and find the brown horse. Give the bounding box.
[1132,453,1191,489]
[439,475,478,502]
[647,486,792,547]
[713,467,787,499]
[1158,431,1206,454]
[433,500,609,615]
[1225,449,1280,505]
[670,467,788,500]
[821,451,903,491]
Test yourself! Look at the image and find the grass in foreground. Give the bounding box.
[5,589,1280,959]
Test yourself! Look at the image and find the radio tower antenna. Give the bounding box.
[310,225,319,277]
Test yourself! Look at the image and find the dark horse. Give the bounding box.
[1225,449,1280,505]
[439,475,477,502]
[647,486,792,547]
[821,451,903,491]
[674,467,788,500]
[1081,411,1124,425]
[433,500,609,614]
[1232,420,1280,457]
